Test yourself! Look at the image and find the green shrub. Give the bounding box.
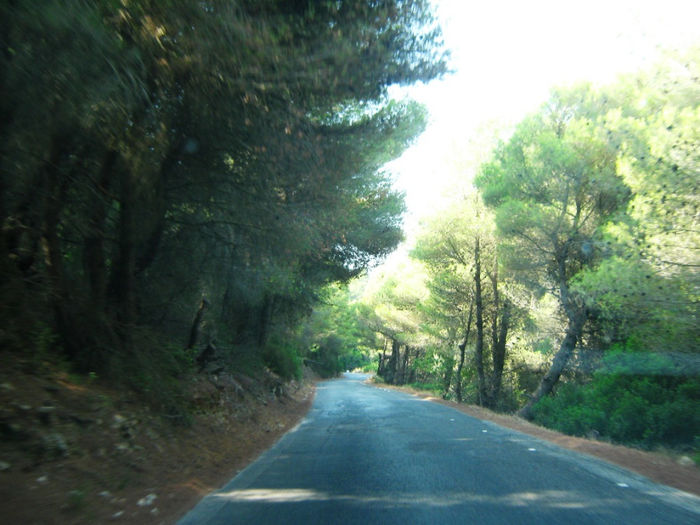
[103,329,195,424]
[531,347,700,448]
[406,381,443,394]
[263,335,303,380]
[531,384,606,437]
[608,392,649,442]
[645,399,700,445]
[360,361,377,373]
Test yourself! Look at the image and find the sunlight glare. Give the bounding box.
[388,0,700,237]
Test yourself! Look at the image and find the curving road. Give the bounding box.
[178,373,700,524]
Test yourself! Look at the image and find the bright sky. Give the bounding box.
[388,0,700,237]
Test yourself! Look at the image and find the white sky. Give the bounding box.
[388,0,700,237]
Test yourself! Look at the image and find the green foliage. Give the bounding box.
[566,51,700,356]
[472,55,700,420]
[262,335,303,381]
[406,382,444,394]
[338,346,372,372]
[359,361,378,373]
[26,322,61,372]
[0,0,447,400]
[300,282,390,378]
[532,347,700,447]
[306,336,342,378]
[101,330,196,423]
[475,85,631,290]
[360,257,431,346]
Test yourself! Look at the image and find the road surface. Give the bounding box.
[178,373,700,524]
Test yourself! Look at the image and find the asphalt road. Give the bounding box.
[178,373,700,524]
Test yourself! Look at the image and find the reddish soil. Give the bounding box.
[0,363,316,525]
[376,382,700,498]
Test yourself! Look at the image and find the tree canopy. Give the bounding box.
[0,0,448,397]
[321,49,698,450]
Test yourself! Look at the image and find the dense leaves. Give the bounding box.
[331,49,698,451]
[0,1,447,390]
[532,345,700,447]
[475,84,633,417]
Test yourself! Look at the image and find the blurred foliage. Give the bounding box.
[0,0,447,394]
[532,345,700,448]
[263,333,303,381]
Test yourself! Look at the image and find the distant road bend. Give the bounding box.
[178,373,700,524]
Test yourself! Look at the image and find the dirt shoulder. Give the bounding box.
[372,381,700,497]
[0,364,317,525]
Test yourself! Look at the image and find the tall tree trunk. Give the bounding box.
[474,237,487,406]
[84,149,117,310]
[518,258,586,419]
[442,352,453,399]
[43,152,68,312]
[135,149,173,275]
[257,293,274,348]
[4,165,47,276]
[518,306,584,419]
[455,301,473,403]
[385,339,400,384]
[221,283,233,324]
[377,338,389,378]
[187,297,209,350]
[490,299,511,405]
[111,169,137,349]
[399,344,410,385]
[408,348,419,383]
[41,138,78,358]
[490,259,500,358]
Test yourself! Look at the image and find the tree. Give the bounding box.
[588,51,699,352]
[412,195,515,407]
[358,258,432,385]
[476,85,631,418]
[0,0,448,386]
[298,284,379,377]
[517,53,700,446]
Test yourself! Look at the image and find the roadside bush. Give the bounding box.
[263,335,303,380]
[531,347,700,448]
[608,392,649,442]
[532,383,607,436]
[338,347,371,372]
[360,361,378,373]
[406,381,443,394]
[645,398,700,446]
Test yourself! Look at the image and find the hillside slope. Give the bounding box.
[0,358,316,524]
